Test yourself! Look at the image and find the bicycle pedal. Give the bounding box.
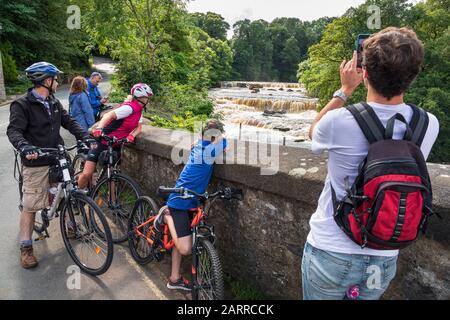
[35,234,49,241]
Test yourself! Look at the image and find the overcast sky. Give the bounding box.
[187,0,421,37]
[187,0,366,24]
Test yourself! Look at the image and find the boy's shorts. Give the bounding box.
[22,166,51,212]
[168,207,193,238]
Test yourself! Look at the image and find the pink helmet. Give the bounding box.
[131,83,153,98]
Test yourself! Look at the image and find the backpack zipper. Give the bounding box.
[365,158,418,172]
[373,181,428,201]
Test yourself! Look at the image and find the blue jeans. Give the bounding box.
[301,242,398,300]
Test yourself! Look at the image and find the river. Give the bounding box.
[210,81,318,148]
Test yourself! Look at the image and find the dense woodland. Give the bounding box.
[0,0,448,162]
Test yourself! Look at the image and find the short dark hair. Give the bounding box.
[202,119,225,133]
[363,27,424,100]
[202,119,225,141]
[90,72,102,79]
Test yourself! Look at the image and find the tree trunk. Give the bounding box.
[0,52,6,101]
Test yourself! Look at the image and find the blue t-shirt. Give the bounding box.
[167,139,228,210]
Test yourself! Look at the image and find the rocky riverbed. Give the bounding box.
[210,82,318,148]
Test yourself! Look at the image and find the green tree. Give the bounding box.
[231,19,253,80]
[231,16,334,82]
[280,36,301,82]
[231,19,274,80]
[0,0,89,72]
[191,12,230,40]
[0,41,18,83]
[299,0,450,162]
[299,0,414,106]
[79,0,232,124]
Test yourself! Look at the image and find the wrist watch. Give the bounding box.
[333,89,348,102]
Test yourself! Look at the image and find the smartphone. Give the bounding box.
[355,33,371,68]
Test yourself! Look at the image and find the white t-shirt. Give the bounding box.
[308,102,440,257]
[114,105,143,123]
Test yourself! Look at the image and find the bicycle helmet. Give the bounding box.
[25,62,62,83]
[131,83,153,98]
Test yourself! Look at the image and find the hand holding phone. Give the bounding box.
[356,33,371,68]
[339,51,364,97]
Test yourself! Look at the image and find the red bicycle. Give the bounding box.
[127,186,243,300]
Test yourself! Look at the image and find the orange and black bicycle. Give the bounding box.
[127,186,243,300]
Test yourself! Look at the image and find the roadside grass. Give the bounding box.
[224,272,267,300]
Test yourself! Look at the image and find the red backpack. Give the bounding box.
[332,102,439,250]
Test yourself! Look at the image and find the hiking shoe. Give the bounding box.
[154,206,169,233]
[167,276,192,291]
[20,246,38,269]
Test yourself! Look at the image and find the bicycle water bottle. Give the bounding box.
[345,285,360,300]
[48,187,58,206]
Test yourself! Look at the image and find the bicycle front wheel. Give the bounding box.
[192,239,224,300]
[91,173,142,243]
[60,192,114,276]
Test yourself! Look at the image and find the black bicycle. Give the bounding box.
[21,144,114,276]
[72,134,142,243]
[128,186,243,300]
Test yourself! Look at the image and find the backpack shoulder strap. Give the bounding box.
[346,102,386,144]
[408,104,429,147]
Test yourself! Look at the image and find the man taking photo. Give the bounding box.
[302,27,440,300]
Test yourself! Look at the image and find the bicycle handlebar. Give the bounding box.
[37,144,79,158]
[158,187,186,195]
[99,133,128,145]
[157,186,243,201]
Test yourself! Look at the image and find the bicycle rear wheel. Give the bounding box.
[60,192,114,276]
[128,196,159,265]
[192,238,224,300]
[91,173,142,243]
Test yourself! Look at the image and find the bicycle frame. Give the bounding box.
[93,135,125,207]
[34,145,88,239]
[134,207,206,251]
[133,186,242,253]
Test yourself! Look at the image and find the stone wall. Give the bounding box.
[122,125,450,300]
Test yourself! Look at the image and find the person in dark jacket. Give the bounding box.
[69,76,95,132]
[7,62,95,269]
